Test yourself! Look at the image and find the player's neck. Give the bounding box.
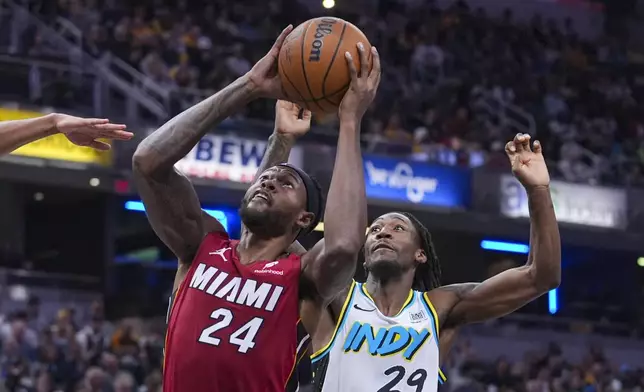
[365,273,414,317]
[236,231,292,265]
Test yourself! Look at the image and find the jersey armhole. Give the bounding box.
[420,292,448,385]
[421,292,441,338]
[310,280,357,363]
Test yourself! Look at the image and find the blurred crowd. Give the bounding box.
[1,298,166,392]
[14,0,644,186]
[443,339,644,392]
[2,296,643,392]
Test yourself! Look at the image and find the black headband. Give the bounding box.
[278,163,322,235]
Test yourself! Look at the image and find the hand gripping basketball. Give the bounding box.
[338,43,381,123]
[247,25,294,100]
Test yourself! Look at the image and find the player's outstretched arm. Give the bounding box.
[247,100,312,256]
[302,43,381,302]
[132,25,294,264]
[432,134,561,328]
[0,113,131,155]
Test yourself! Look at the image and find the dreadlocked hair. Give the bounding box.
[396,212,442,292]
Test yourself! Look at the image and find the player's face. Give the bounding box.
[240,166,312,237]
[364,213,426,274]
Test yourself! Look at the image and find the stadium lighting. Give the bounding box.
[548,289,558,314]
[480,240,529,254]
[124,201,229,232]
[480,239,558,315]
[322,0,335,9]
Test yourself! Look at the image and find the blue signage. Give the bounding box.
[363,156,470,208]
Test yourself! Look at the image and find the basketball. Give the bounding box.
[278,17,372,113]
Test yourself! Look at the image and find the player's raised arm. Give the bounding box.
[431,133,561,328]
[0,113,131,155]
[247,100,313,256]
[132,25,294,263]
[302,43,381,302]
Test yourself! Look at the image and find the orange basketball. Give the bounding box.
[278,17,372,113]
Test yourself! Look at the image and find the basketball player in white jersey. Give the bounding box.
[0,113,131,155]
[301,133,561,392]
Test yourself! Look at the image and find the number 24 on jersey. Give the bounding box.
[198,308,264,353]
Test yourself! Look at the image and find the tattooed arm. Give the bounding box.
[133,77,257,263]
[245,101,313,256]
[132,26,293,265]
[430,135,560,328]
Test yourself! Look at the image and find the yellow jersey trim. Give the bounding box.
[360,283,414,317]
[311,281,357,361]
[439,368,448,383]
[422,292,440,338]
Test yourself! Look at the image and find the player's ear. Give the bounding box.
[296,212,315,231]
[415,249,427,265]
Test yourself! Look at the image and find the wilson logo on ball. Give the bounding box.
[309,19,337,62]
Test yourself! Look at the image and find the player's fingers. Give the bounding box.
[87,140,112,151]
[357,42,368,78]
[521,133,532,152]
[98,130,134,140]
[369,46,381,84]
[533,140,543,155]
[93,123,127,131]
[505,140,516,156]
[513,133,525,153]
[301,109,312,122]
[345,52,358,82]
[83,118,110,125]
[271,25,293,53]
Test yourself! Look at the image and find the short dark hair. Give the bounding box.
[396,212,442,292]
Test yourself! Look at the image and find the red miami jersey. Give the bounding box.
[163,232,302,392]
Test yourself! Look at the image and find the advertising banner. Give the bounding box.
[363,155,470,208]
[4,108,113,166]
[174,134,303,183]
[500,175,627,229]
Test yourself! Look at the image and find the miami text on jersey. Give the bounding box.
[189,263,284,312]
[342,321,431,361]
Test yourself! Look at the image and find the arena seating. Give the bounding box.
[1,287,643,391]
[20,0,644,187]
[2,1,644,390]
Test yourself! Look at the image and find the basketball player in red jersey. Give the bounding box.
[0,113,131,155]
[132,22,381,392]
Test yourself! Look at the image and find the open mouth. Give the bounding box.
[372,242,395,252]
[251,191,271,204]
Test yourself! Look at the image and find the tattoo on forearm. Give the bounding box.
[254,134,294,181]
[138,77,256,174]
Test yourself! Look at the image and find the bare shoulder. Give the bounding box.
[300,281,354,356]
[425,283,480,324]
[434,283,480,299]
[328,283,353,319]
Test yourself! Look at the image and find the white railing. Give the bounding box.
[53,16,83,48]
[3,0,168,121]
[474,91,537,135]
[103,52,173,109]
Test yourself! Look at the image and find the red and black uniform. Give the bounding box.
[164,232,303,392]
